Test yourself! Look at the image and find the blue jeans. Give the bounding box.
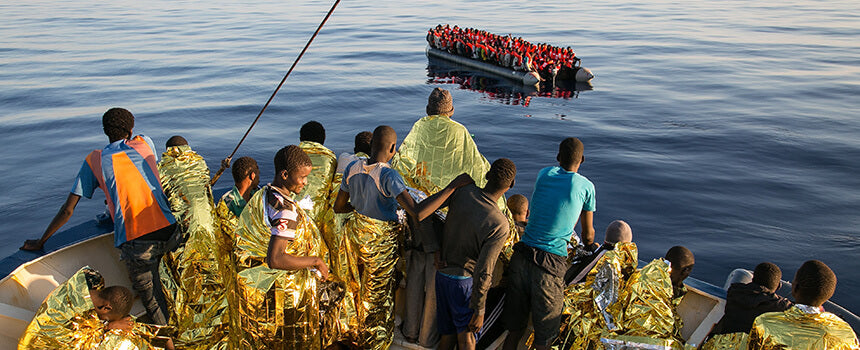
[119,239,170,325]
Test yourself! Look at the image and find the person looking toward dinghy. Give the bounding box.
[336,131,372,174]
[710,262,793,336]
[22,107,176,326]
[506,194,529,237]
[434,158,516,350]
[749,260,859,349]
[702,262,792,349]
[333,125,472,348]
[501,137,596,350]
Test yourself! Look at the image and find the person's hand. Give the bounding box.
[314,258,330,281]
[468,312,484,333]
[105,316,134,331]
[20,239,44,251]
[448,173,474,189]
[220,157,232,170]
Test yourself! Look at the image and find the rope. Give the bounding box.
[211,0,342,186]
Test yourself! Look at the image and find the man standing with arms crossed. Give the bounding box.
[502,137,596,349]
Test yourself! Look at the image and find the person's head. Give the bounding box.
[299,121,326,144]
[354,131,373,155]
[557,137,584,171]
[792,260,837,307]
[485,158,517,194]
[665,246,695,287]
[507,194,529,223]
[604,220,633,245]
[273,145,313,194]
[426,87,454,117]
[370,125,398,163]
[102,108,135,142]
[752,262,782,292]
[92,286,134,322]
[165,135,188,148]
[232,156,260,189]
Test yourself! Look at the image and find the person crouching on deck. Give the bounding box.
[333,125,473,349]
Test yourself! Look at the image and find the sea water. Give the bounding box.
[1,0,858,311]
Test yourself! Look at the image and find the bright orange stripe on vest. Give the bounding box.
[126,136,162,189]
[112,152,170,240]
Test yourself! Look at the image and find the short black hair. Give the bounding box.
[300,121,326,144]
[166,135,188,147]
[274,145,312,175]
[486,158,516,190]
[793,260,836,307]
[99,286,134,318]
[102,108,134,141]
[232,156,259,184]
[354,131,373,154]
[558,137,584,168]
[507,194,528,216]
[753,262,782,291]
[371,125,397,154]
[665,245,694,267]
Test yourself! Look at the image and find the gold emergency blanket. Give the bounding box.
[327,174,360,339]
[558,242,638,349]
[232,187,331,349]
[391,114,491,195]
[343,210,400,349]
[298,142,359,339]
[617,258,681,341]
[296,141,337,225]
[700,332,749,350]
[214,189,243,347]
[157,145,228,349]
[748,305,860,350]
[390,115,518,271]
[63,309,164,350]
[18,266,163,350]
[599,333,688,350]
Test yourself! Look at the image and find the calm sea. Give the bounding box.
[2,0,858,311]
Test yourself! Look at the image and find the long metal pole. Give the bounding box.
[211,0,342,186]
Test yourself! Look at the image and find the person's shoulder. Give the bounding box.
[381,166,406,181]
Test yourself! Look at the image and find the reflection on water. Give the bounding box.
[426,57,593,106]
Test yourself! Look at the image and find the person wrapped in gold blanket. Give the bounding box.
[213,156,259,347]
[749,260,859,350]
[557,220,637,350]
[19,266,167,350]
[157,136,228,349]
[232,145,333,349]
[600,246,695,350]
[334,126,473,349]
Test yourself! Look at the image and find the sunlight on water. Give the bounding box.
[1,0,858,310]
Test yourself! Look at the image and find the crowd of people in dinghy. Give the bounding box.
[18,87,859,350]
[427,24,581,81]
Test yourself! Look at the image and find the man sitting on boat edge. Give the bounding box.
[22,107,177,326]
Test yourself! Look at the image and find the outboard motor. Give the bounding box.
[575,66,595,82]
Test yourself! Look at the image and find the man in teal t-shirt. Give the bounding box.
[502,137,596,350]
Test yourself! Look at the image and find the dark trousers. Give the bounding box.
[502,245,566,346]
[119,239,170,325]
